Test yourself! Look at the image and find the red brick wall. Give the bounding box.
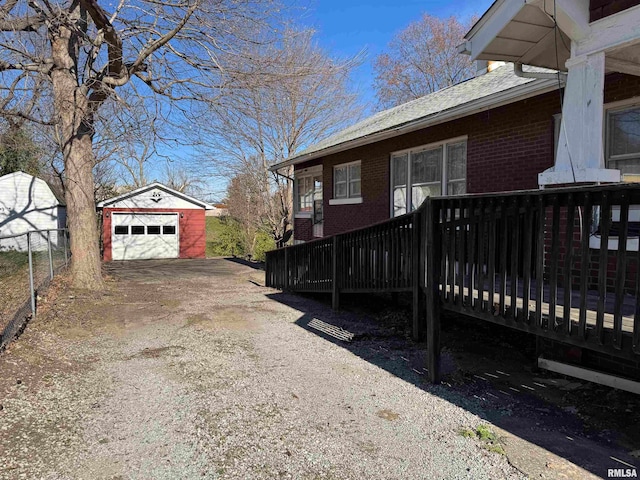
[295,90,561,238]
[293,73,640,240]
[102,208,206,261]
[590,0,640,21]
[294,217,314,242]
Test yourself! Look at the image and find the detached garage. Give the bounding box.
[98,183,211,261]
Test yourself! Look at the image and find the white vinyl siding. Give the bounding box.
[0,172,64,251]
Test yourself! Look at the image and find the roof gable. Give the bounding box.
[0,171,63,207]
[97,183,212,210]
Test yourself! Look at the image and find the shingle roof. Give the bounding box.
[273,63,559,169]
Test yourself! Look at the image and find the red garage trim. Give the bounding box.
[102,207,206,261]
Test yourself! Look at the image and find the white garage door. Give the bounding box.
[112,213,179,260]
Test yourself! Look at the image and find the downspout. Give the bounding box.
[514,62,567,82]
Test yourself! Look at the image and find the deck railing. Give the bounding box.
[266,184,640,382]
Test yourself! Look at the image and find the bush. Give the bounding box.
[206,216,245,257]
[206,216,276,261]
[252,230,275,262]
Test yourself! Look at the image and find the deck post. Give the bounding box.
[412,211,425,341]
[425,199,441,384]
[332,235,340,310]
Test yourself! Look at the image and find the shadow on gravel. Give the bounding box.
[267,291,639,479]
[104,258,242,280]
[224,257,265,271]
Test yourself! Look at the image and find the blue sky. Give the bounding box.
[304,0,494,109]
[171,0,496,200]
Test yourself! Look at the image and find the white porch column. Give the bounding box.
[539,51,620,186]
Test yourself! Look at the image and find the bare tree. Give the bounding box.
[225,170,261,255]
[200,28,364,247]
[162,161,203,195]
[373,14,476,109]
[0,0,277,289]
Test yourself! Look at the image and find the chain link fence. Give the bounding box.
[0,229,70,351]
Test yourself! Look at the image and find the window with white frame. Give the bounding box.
[333,161,361,200]
[391,138,467,217]
[295,167,322,216]
[589,101,640,250]
[606,103,640,177]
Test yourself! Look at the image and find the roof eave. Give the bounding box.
[270,78,560,171]
[97,182,212,209]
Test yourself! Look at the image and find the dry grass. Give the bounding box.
[0,250,31,323]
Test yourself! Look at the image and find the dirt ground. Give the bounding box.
[0,258,637,479]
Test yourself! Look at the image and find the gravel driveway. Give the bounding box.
[0,258,617,479]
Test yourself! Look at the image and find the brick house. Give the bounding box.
[270,62,640,243]
[269,0,640,249]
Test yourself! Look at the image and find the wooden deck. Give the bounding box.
[267,184,640,383]
[443,281,636,333]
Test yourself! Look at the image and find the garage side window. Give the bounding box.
[147,225,161,235]
[131,226,145,235]
[163,225,176,235]
[114,226,128,235]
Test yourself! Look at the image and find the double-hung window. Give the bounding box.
[591,101,640,250]
[606,102,640,178]
[391,138,467,217]
[330,161,362,204]
[294,166,322,217]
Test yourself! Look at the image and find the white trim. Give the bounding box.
[603,96,640,112]
[604,97,640,170]
[294,166,323,216]
[389,136,468,157]
[270,80,560,170]
[329,197,363,206]
[538,357,640,395]
[463,0,523,62]
[574,5,640,58]
[295,165,322,176]
[390,137,468,217]
[98,182,211,209]
[333,160,362,201]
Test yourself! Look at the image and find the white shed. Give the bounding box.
[0,171,66,251]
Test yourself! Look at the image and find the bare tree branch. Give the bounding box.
[373,13,476,109]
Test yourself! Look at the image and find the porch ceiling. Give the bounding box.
[466,1,640,76]
[606,43,640,76]
[473,4,571,71]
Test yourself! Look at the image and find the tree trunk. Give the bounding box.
[51,25,105,290]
